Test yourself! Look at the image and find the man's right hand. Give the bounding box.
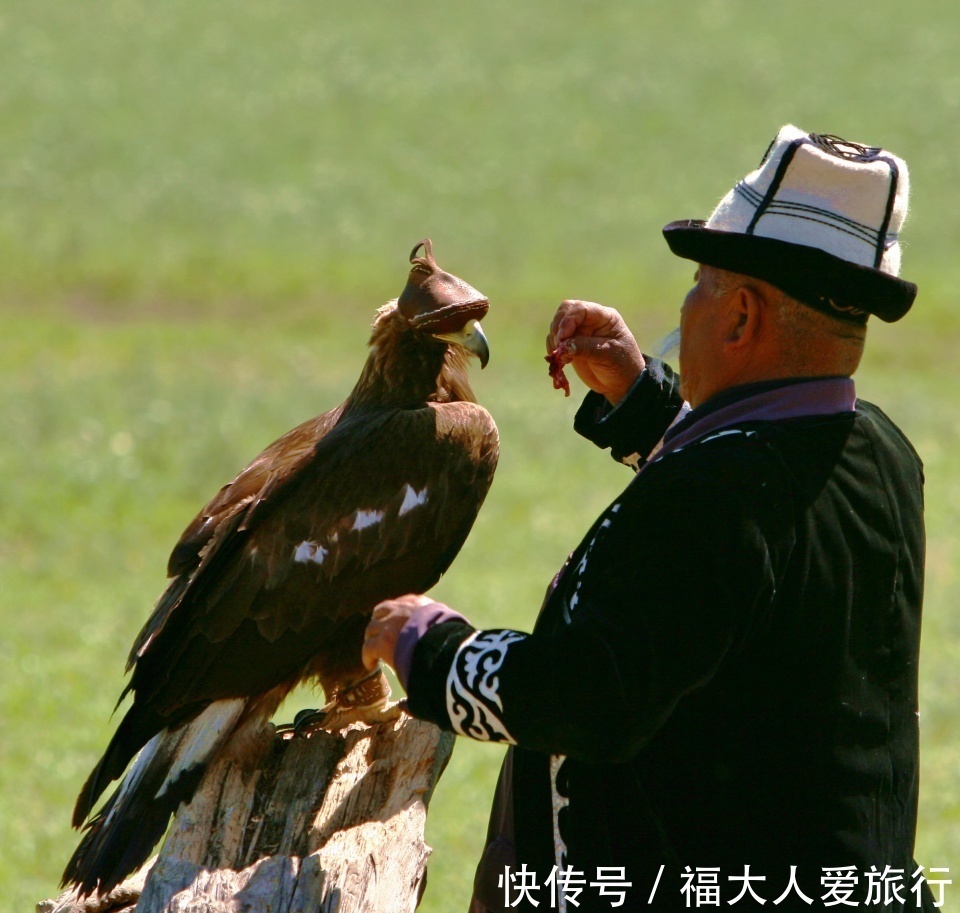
[547,300,645,406]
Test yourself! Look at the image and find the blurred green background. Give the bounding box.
[3,1,959,909]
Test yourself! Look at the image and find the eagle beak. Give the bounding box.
[434,319,490,369]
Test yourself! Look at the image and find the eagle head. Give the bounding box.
[396,239,490,368]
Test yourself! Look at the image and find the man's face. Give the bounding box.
[678,266,725,408]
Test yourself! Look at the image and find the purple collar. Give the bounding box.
[655,377,856,465]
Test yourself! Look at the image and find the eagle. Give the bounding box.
[62,239,499,897]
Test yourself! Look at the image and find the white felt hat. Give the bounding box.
[663,125,917,322]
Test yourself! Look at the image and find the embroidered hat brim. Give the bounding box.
[662,126,918,323]
[663,219,918,323]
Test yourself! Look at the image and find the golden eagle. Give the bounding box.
[63,240,498,896]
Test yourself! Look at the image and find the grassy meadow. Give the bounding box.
[3,1,960,909]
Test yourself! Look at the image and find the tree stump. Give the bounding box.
[41,714,454,913]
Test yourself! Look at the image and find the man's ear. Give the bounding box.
[724,285,763,349]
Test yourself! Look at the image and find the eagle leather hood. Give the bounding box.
[398,238,489,335]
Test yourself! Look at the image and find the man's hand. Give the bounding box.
[547,300,645,406]
[362,594,435,672]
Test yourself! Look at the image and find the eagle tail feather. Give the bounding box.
[72,702,167,829]
[63,698,248,897]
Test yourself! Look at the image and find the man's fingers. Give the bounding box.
[557,305,609,346]
[362,614,385,669]
[561,332,646,405]
[363,594,432,672]
[549,300,591,348]
[549,300,630,350]
[373,593,431,614]
[361,639,380,671]
[563,334,618,361]
[362,616,394,670]
[554,314,579,347]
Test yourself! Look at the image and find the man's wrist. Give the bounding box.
[394,602,470,691]
[575,357,684,464]
[602,357,647,408]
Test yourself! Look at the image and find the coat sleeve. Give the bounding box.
[573,357,687,469]
[405,439,793,763]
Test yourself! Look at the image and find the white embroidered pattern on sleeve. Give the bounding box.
[550,753,572,913]
[446,630,526,743]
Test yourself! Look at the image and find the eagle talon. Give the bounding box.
[295,707,324,728]
[318,699,404,732]
[274,707,328,738]
[290,707,331,738]
[288,669,404,735]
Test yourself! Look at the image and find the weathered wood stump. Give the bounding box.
[41,714,454,913]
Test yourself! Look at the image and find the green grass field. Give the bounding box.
[3,1,960,909]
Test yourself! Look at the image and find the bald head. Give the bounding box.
[678,265,867,408]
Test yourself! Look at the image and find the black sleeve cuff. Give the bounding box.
[574,357,684,466]
[405,618,476,728]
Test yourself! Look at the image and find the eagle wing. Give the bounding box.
[163,406,346,581]
[124,400,498,721]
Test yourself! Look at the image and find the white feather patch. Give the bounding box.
[294,540,329,564]
[156,698,246,799]
[399,484,429,516]
[352,509,384,531]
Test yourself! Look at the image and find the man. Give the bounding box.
[363,126,935,911]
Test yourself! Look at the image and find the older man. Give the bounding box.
[363,127,935,911]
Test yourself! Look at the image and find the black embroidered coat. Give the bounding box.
[406,363,933,912]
